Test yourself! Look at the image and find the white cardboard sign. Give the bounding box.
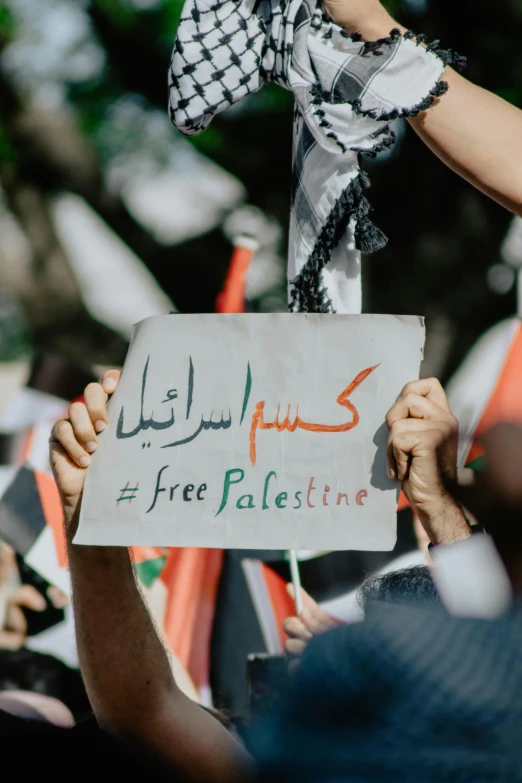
[76,314,425,550]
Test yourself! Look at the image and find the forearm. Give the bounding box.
[65,515,176,732]
[348,11,522,216]
[66,509,250,781]
[416,498,471,547]
[52,375,251,780]
[410,69,522,216]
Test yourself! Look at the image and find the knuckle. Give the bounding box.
[403,392,419,408]
[436,421,453,439]
[84,382,102,399]
[394,435,410,454]
[388,420,402,438]
[391,426,405,444]
[309,616,327,634]
[400,381,418,396]
[53,419,70,436]
[287,639,304,656]
[68,401,85,418]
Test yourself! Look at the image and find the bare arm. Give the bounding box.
[411,70,522,216]
[51,373,251,782]
[324,0,522,216]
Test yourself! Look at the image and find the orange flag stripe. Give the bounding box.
[261,563,296,650]
[473,320,522,434]
[187,549,224,690]
[35,469,68,569]
[465,320,522,464]
[161,548,222,686]
[215,239,257,314]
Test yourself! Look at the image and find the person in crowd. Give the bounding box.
[284,564,441,661]
[284,376,467,656]
[44,369,522,781]
[0,543,47,650]
[323,0,522,218]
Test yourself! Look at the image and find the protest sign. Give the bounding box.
[76,314,425,550]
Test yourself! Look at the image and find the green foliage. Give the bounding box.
[159,0,186,41]
[92,0,184,47]
[69,79,123,143]
[0,292,30,361]
[0,2,16,46]
[91,0,141,29]
[2,0,522,369]
[0,121,15,164]
[189,125,226,155]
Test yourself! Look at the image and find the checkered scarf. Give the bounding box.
[169,0,465,313]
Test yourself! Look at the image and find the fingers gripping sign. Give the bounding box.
[49,370,122,520]
[385,378,469,545]
[386,377,457,479]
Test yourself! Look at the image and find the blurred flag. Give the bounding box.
[0,352,94,435]
[0,353,97,590]
[215,235,258,313]
[0,352,228,701]
[446,318,522,470]
[0,462,220,700]
[242,560,296,654]
[160,547,223,703]
[132,546,168,587]
[0,464,69,595]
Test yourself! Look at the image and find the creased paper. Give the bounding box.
[76,314,425,550]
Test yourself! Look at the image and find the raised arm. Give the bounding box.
[385,377,471,546]
[50,372,251,782]
[325,0,522,216]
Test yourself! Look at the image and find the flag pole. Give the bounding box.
[289,549,303,614]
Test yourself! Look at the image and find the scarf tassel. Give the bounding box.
[289,163,387,313]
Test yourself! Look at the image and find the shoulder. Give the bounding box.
[296,601,522,706]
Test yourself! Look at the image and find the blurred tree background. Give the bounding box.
[0,0,520,377]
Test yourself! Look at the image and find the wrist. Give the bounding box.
[62,505,80,543]
[417,498,472,546]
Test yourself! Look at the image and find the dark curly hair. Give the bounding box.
[357,565,441,611]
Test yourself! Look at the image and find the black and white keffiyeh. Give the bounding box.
[169,0,465,313]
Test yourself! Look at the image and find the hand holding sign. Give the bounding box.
[386,378,471,547]
[49,370,120,520]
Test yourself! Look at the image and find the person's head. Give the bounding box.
[0,690,73,726]
[0,648,90,721]
[357,565,441,612]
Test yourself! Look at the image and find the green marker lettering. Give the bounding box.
[262,470,277,510]
[237,494,255,509]
[216,468,245,517]
[275,491,288,509]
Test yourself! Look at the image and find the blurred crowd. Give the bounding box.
[2,0,522,779]
[2,362,522,783]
